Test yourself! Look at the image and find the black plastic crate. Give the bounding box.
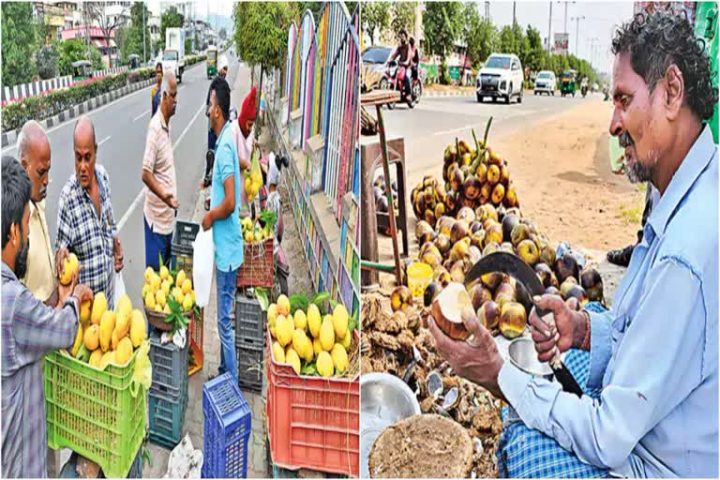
[148,385,188,449]
[234,294,266,349]
[171,221,199,276]
[236,344,264,393]
[149,331,189,399]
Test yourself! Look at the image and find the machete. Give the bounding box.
[465,251,583,397]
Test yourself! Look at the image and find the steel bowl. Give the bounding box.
[508,337,553,378]
[361,373,421,478]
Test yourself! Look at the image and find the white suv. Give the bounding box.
[476,54,524,104]
[534,70,556,95]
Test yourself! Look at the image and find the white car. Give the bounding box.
[476,53,524,104]
[534,70,556,95]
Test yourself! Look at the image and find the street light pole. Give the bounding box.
[548,1,553,52]
[571,15,585,56]
[143,4,146,63]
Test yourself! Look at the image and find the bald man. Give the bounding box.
[16,121,58,305]
[56,116,123,308]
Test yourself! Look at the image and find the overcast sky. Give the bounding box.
[475,1,635,75]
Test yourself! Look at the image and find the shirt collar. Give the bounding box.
[159,110,169,132]
[647,125,716,236]
[1,262,17,281]
[73,166,108,203]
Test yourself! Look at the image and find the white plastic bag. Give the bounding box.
[113,271,126,302]
[192,227,214,308]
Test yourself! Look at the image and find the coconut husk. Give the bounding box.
[368,414,474,478]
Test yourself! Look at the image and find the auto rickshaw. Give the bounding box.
[560,70,577,97]
[71,60,94,81]
[206,45,218,79]
[128,54,140,69]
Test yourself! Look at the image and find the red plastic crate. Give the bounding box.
[266,331,359,476]
[189,309,204,377]
[237,239,274,288]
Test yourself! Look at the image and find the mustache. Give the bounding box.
[619,131,634,148]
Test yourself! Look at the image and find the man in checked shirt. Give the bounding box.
[56,116,124,308]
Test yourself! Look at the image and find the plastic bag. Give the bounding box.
[113,272,126,304]
[193,228,214,308]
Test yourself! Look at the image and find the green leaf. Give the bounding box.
[289,293,309,314]
[255,288,270,311]
[301,363,317,375]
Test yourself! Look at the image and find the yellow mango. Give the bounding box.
[130,309,147,347]
[99,311,116,352]
[90,292,107,325]
[332,304,349,340]
[115,337,133,365]
[319,316,335,352]
[272,342,285,363]
[331,343,349,374]
[316,351,334,378]
[285,348,301,375]
[89,349,103,367]
[83,324,100,351]
[294,309,307,331]
[307,304,321,338]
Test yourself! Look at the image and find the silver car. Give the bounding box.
[534,70,556,96]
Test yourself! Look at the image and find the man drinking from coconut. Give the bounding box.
[429,11,717,478]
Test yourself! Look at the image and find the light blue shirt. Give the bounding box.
[499,125,718,477]
[211,121,244,272]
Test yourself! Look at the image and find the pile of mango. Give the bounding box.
[142,266,196,314]
[71,293,147,369]
[268,295,354,378]
[241,217,272,244]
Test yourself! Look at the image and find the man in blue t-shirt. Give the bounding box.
[201,77,242,380]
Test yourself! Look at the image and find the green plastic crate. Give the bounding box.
[44,349,147,478]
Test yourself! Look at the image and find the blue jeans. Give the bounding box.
[144,216,172,270]
[216,267,237,380]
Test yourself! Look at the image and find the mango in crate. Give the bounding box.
[115,310,130,339]
[320,316,335,352]
[99,351,115,370]
[332,304,349,340]
[313,338,323,355]
[307,304,321,338]
[99,311,116,352]
[275,315,292,347]
[276,295,290,316]
[71,325,84,357]
[130,310,147,347]
[115,337,133,365]
[89,349,103,367]
[176,269,187,289]
[80,300,92,326]
[272,342,285,363]
[294,309,307,330]
[91,292,107,325]
[285,348,301,375]
[316,351,334,378]
[84,324,100,351]
[117,294,132,318]
[331,343,349,374]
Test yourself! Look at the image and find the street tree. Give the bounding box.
[37,45,59,80]
[119,2,151,64]
[423,1,463,77]
[1,2,37,85]
[160,6,184,51]
[362,2,391,45]
[391,2,417,39]
[524,25,544,72]
[463,3,497,69]
[86,1,128,67]
[233,1,295,83]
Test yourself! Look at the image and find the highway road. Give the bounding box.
[2,53,243,307]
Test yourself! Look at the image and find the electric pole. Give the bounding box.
[548,1,553,52]
[571,15,585,56]
[513,2,517,26]
[485,1,490,21]
[143,3,146,64]
[564,1,569,34]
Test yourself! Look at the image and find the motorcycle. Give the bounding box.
[379,60,422,109]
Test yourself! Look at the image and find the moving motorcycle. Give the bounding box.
[379,60,422,109]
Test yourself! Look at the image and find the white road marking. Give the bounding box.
[116,102,206,231]
[133,110,149,122]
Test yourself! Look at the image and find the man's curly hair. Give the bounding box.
[611,11,717,121]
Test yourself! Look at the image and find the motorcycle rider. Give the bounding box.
[389,29,412,102]
[408,36,420,99]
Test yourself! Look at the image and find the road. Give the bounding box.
[2,54,242,307]
[377,91,599,188]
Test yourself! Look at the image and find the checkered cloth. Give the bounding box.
[497,302,610,478]
[56,164,118,307]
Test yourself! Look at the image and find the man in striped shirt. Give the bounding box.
[56,117,124,308]
[1,156,93,478]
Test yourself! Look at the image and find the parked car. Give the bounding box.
[362,46,393,77]
[534,70,556,95]
[476,53,524,104]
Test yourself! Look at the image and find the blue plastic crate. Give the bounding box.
[202,373,252,478]
[148,385,187,449]
[149,331,189,398]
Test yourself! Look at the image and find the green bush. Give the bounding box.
[3,71,130,132]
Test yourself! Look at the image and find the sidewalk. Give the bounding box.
[143,61,270,478]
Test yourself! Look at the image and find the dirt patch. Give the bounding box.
[492,99,644,251]
[369,414,474,478]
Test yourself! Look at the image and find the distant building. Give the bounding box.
[61,26,117,67]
